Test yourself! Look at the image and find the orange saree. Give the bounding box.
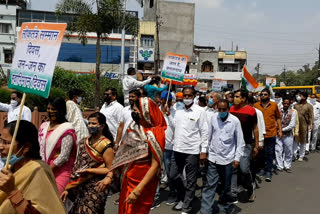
[112,97,166,214]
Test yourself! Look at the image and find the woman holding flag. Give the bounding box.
[112,97,166,214]
[38,97,77,195]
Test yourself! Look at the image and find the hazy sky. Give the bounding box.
[29,0,320,75]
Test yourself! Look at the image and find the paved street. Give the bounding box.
[106,151,320,214]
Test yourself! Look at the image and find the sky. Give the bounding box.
[29,0,320,75]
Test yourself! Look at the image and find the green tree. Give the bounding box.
[56,0,138,106]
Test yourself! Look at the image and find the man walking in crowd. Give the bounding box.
[173,92,184,110]
[122,67,154,106]
[114,89,141,150]
[201,99,245,214]
[66,89,89,144]
[294,92,314,161]
[254,88,282,182]
[275,97,296,172]
[0,91,31,123]
[100,87,124,140]
[308,94,320,153]
[230,90,259,202]
[172,86,208,214]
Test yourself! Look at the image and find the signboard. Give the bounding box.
[225,51,235,55]
[161,53,189,82]
[105,72,120,79]
[266,77,276,87]
[8,23,67,98]
[197,82,208,92]
[162,74,197,86]
[138,48,154,62]
[212,79,222,91]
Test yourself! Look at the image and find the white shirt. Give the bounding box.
[66,100,89,143]
[173,103,208,154]
[164,107,175,151]
[100,100,124,139]
[122,75,151,106]
[207,113,245,165]
[205,107,216,124]
[0,103,31,123]
[312,102,320,124]
[255,108,266,146]
[120,106,133,138]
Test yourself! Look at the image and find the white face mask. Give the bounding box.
[76,97,82,104]
[310,98,317,105]
[10,100,18,107]
[274,98,282,104]
[296,95,301,102]
[183,98,193,106]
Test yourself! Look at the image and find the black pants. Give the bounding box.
[172,152,199,213]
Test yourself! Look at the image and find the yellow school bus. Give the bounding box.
[273,85,320,97]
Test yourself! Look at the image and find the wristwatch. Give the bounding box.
[8,190,24,207]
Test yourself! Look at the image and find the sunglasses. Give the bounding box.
[260,93,269,96]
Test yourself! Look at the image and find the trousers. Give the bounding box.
[275,134,294,169]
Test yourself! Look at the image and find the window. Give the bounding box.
[0,23,10,34]
[4,50,13,63]
[201,61,213,72]
[140,35,154,48]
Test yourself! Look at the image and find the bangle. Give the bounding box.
[132,190,140,197]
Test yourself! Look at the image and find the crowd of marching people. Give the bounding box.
[0,67,319,214]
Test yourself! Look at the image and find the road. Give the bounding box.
[106,152,320,214]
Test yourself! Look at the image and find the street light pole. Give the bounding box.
[120,0,127,82]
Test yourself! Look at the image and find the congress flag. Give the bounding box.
[241,66,258,92]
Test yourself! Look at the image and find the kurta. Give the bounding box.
[295,102,314,143]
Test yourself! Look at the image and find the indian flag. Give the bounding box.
[241,66,258,92]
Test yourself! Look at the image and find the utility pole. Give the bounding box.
[283,65,286,85]
[154,0,162,75]
[255,63,260,83]
[318,44,320,78]
[120,0,127,82]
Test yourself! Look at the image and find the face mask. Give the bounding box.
[196,95,200,99]
[131,112,141,123]
[10,100,18,107]
[208,98,214,107]
[104,96,111,103]
[76,97,82,104]
[234,97,241,105]
[183,99,193,106]
[229,103,232,107]
[218,111,228,119]
[296,95,301,102]
[88,126,100,135]
[48,111,57,121]
[310,98,316,105]
[1,146,24,166]
[176,101,185,109]
[274,98,282,104]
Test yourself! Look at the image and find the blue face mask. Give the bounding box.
[229,103,232,107]
[218,111,228,119]
[208,98,214,106]
[1,146,24,166]
[176,101,185,109]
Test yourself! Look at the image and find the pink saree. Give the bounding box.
[38,122,77,194]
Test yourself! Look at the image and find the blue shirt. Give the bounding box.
[208,113,245,165]
[144,84,168,100]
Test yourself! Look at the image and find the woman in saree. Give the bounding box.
[38,97,77,194]
[60,112,114,213]
[112,97,167,214]
[0,120,66,214]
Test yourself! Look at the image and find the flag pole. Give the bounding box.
[166,80,172,105]
[5,93,27,169]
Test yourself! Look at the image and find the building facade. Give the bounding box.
[192,46,247,91]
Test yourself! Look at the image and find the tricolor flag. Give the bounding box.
[241,66,258,92]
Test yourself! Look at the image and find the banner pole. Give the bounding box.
[166,80,172,105]
[5,93,27,169]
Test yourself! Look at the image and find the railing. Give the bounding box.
[0,107,97,131]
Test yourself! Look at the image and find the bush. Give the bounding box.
[52,67,123,108]
[0,88,12,104]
